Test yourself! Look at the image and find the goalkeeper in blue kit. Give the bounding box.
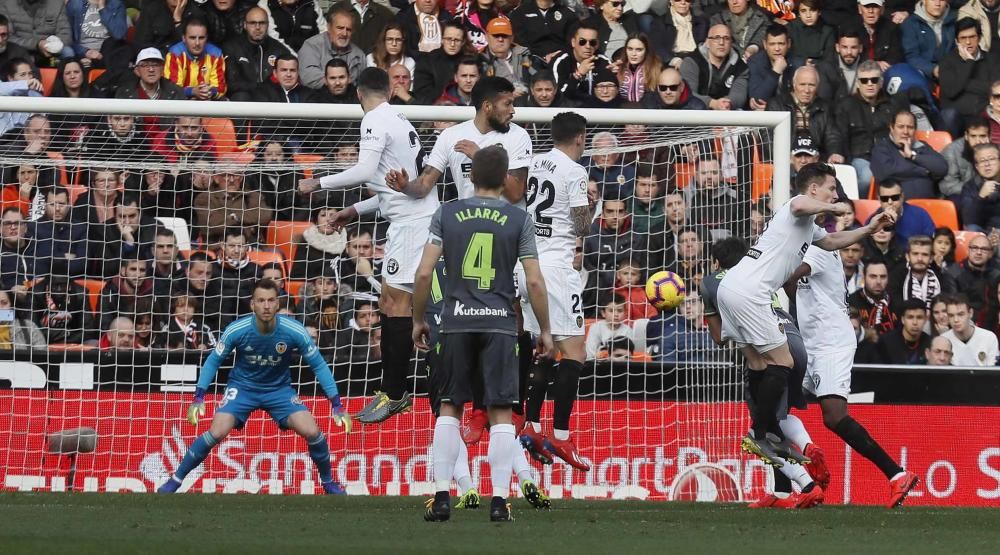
[157,279,352,494]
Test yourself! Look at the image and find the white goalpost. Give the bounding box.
[0,96,789,500]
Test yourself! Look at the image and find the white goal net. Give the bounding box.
[0,97,789,500]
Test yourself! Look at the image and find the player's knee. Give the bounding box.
[821,407,847,431]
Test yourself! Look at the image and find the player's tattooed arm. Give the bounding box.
[503,168,528,204]
[571,206,592,238]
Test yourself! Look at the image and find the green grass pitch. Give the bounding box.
[2,493,999,554]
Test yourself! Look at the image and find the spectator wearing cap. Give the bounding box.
[0,0,73,65]
[940,18,997,125]
[509,0,576,62]
[679,23,748,111]
[331,0,394,55]
[789,135,820,182]
[222,6,293,102]
[299,7,365,89]
[857,0,903,70]
[65,0,127,68]
[836,60,909,195]
[747,23,803,111]
[708,0,768,60]
[900,0,958,82]
[642,67,706,109]
[412,21,469,105]
[684,154,747,241]
[165,18,228,100]
[437,57,481,106]
[871,109,948,199]
[480,17,534,97]
[767,65,844,163]
[586,66,623,108]
[115,47,185,102]
[552,21,614,104]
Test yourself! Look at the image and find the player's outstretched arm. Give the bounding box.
[789,195,845,218]
[187,338,234,425]
[299,149,381,194]
[387,166,442,199]
[522,257,554,358]
[815,211,896,251]
[411,241,444,351]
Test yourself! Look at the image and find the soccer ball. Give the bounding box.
[645,271,686,311]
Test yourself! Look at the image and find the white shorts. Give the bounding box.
[382,219,429,292]
[717,284,787,353]
[516,264,584,338]
[803,348,855,400]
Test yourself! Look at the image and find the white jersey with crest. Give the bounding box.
[720,195,828,302]
[426,119,533,201]
[527,148,589,268]
[359,102,439,223]
[796,246,856,353]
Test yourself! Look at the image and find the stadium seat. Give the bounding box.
[954,230,984,263]
[87,68,105,83]
[853,199,881,225]
[74,279,104,313]
[868,176,878,199]
[39,68,57,96]
[751,162,773,201]
[293,154,324,179]
[915,130,952,153]
[631,351,653,362]
[906,199,959,232]
[287,280,305,300]
[154,217,192,250]
[673,162,696,189]
[203,118,238,153]
[65,183,87,206]
[247,250,285,272]
[831,164,859,199]
[266,220,312,263]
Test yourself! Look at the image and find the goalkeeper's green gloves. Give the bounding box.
[188,389,206,426]
[330,395,352,433]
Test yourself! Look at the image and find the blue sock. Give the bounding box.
[307,432,333,483]
[173,432,218,481]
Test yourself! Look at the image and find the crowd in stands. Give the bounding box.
[1,0,1000,370]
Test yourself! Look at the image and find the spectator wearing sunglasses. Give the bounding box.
[872,179,936,250]
[679,23,748,110]
[551,22,613,103]
[642,67,705,109]
[835,60,909,196]
[871,108,948,199]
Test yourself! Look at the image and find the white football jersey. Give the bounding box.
[359,102,439,223]
[426,119,533,201]
[721,196,828,302]
[527,148,589,268]
[796,246,856,353]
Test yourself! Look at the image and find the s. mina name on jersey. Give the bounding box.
[454,206,511,225]
[453,301,510,318]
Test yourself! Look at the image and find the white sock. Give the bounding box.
[453,437,474,493]
[553,428,570,441]
[488,423,517,499]
[779,414,812,451]
[890,471,906,482]
[779,458,814,490]
[432,416,461,492]
[511,444,534,485]
[530,421,542,433]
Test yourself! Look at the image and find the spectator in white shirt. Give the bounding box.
[941,293,999,366]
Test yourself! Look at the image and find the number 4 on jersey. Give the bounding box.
[462,232,496,289]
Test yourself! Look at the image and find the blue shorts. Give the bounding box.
[216,385,308,429]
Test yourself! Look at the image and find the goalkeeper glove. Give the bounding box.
[330,395,352,434]
[187,389,206,426]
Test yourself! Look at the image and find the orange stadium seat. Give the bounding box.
[248,250,285,273]
[47,343,97,351]
[287,280,305,300]
[907,199,960,232]
[915,130,952,153]
[293,154,324,179]
[673,162,695,189]
[853,199,880,225]
[751,162,773,201]
[266,220,312,263]
[87,68,105,83]
[203,117,238,153]
[74,279,104,312]
[39,68,57,96]
[954,230,984,263]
